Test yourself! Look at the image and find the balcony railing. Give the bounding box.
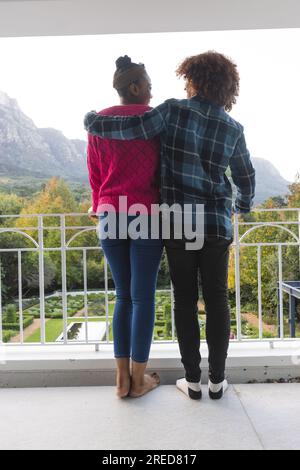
[0,208,300,348]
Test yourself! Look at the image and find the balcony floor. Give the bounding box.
[1,383,300,450]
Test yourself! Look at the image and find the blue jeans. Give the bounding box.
[99,214,163,363]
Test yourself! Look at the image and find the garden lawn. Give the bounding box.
[25,317,113,343]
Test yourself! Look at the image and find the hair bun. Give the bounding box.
[115,55,132,71]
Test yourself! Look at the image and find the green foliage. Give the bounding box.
[3,315,34,331]
[164,303,172,337]
[1,174,300,340]
[22,294,108,320]
[5,304,17,323]
[0,192,24,225]
[288,173,300,208]
[164,303,172,320]
[3,330,15,343]
[0,177,100,302]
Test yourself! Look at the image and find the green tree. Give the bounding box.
[0,192,24,226]
[287,173,300,208]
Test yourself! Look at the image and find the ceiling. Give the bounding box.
[0,0,300,37]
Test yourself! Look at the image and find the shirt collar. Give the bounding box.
[191,94,222,108]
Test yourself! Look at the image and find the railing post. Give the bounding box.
[0,259,5,361]
[37,215,46,344]
[278,245,284,340]
[60,215,68,344]
[18,251,24,343]
[104,256,109,343]
[0,259,3,344]
[234,213,242,341]
[289,293,296,338]
[277,283,281,338]
[83,248,88,344]
[298,209,300,276]
[171,282,175,342]
[257,246,263,340]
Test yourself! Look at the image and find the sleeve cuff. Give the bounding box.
[232,202,251,214]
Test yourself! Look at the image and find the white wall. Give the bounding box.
[0,0,300,37]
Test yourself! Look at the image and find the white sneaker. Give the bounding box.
[176,378,202,400]
[208,379,229,400]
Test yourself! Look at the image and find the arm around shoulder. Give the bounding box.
[83,101,169,140]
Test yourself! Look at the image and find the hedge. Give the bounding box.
[3,315,34,331]
[3,330,15,343]
[24,308,80,319]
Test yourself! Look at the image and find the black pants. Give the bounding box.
[165,236,233,384]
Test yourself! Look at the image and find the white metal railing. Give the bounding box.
[0,208,300,348]
[233,208,300,342]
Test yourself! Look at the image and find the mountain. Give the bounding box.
[0,91,291,204]
[0,91,88,183]
[251,158,290,204]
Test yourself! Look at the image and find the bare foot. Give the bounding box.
[129,372,160,398]
[116,372,131,399]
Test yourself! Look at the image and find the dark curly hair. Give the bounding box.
[176,51,240,112]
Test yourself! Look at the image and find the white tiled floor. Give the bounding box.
[234,384,300,450]
[1,384,300,450]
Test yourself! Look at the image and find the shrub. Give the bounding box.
[165,318,172,338]
[23,316,34,328]
[263,331,277,339]
[3,330,15,343]
[3,315,34,331]
[164,304,172,320]
[25,308,40,318]
[156,314,164,321]
[5,304,17,323]
[46,312,63,319]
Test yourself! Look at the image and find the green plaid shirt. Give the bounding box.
[84,95,256,239]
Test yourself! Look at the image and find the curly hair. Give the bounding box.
[176,51,240,112]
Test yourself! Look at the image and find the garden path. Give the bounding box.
[242,313,277,334]
[10,319,50,343]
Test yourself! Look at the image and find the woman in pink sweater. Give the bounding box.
[87,56,163,399]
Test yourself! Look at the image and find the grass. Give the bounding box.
[25,317,113,343]
[23,295,117,343]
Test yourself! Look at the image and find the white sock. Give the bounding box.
[208,379,229,397]
[176,378,202,399]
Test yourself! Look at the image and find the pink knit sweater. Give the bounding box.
[87,105,160,214]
